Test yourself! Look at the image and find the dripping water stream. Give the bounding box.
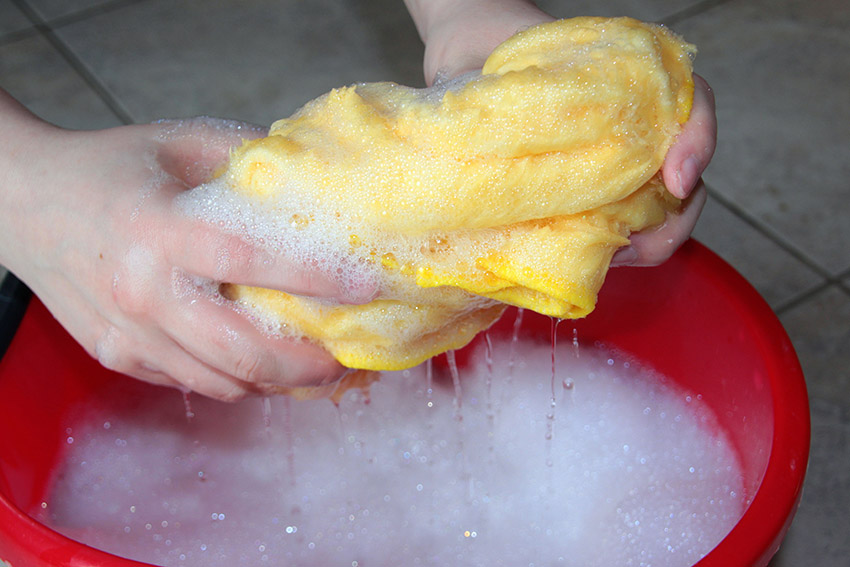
[444,349,474,499]
[261,396,272,437]
[484,332,496,463]
[545,317,562,469]
[282,396,296,487]
[180,389,195,423]
[507,308,525,384]
[425,357,434,409]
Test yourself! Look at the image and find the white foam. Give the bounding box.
[43,339,744,567]
[131,152,174,223]
[113,245,158,314]
[175,177,383,299]
[93,326,120,369]
[169,268,220,301]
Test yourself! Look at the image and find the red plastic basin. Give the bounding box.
[0,239,809,566]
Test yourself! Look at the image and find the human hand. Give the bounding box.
[0,90,373,401]
[404,0,715,267]
[611,74,713,267]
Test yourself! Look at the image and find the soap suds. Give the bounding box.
[93,326,120,369]
[43,338,744,567]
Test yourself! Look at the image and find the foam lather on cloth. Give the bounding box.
[185,17,696,375]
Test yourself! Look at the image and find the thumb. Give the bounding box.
[154,117,268,187]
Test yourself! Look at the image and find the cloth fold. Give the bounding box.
[205,17,695,374]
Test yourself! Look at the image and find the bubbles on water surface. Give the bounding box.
[45,338,744,567]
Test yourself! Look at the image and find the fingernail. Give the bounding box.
[340,281,379,305]
[611,246,638,267]
[676,155,701,199]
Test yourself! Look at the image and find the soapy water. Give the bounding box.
[41,338,744,567]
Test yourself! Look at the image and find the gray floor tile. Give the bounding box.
[536,0,703,20]
[25,0,118,21]
[0,33,123,129]
[675,0,850,273]
[54,0,425,126]
[693,193,824,309]
[0,0,31,38]
[769,398,850,567]
[779,285,850,405]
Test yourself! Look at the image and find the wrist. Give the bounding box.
[0,89,63,274]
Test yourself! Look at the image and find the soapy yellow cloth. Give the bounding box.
[218,17,695,372]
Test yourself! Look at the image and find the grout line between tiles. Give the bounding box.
[661,0,735,26]
[0,26,40,47]
[32,0,150,32]
[701,184,850,314]
[774,268,850,316]
[10,0,136,125]
[838,270,850,297]
[704,184,834,278]
[774,280,834,316]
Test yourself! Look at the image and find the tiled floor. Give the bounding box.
[1,0,848,564]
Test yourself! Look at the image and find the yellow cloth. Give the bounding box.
[218,17,695,372]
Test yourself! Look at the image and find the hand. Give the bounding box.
[611,75,714,267]
[404,0,716,267]
[0,90,373,401]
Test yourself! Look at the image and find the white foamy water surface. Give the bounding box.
[42,339,744,567]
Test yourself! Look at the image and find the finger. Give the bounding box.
[92,318,263,402]
[611,183,707,267]
[35,271,262,401]
[130,357,259,404]
[156,272,347,391]
[153,118,268,187]
[140,141,378,304]
[154,215,375,303]
[662,75,716,199]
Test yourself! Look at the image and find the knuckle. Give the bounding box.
[212,382,252,403]
[111,273,153,315]
[111,246,159,315]
[287,355,345,389]
[208,233,258,282]
[231,349,267,384]
[94,326,129,371]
